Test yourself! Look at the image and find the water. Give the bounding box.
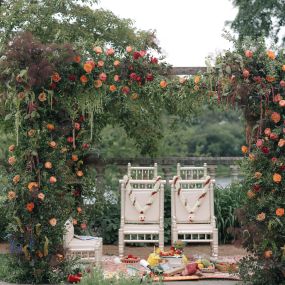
[215,177,232,188]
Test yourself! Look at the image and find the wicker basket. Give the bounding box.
[215,263,238,273]
[200,267,216,273]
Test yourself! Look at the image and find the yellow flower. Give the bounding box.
[49,218,57,226]
[254,172,262,179]
[256,212,266,221]
[38,193,45,201]
[241,145,248,154]
[7,191,16,200]
[38,92,47,102]
[194,75,201,84]
[13,175,20,184]
[28,182,39,192]
[247,190,255,199]
[8,156,16,165]
[267,50,275,60]
[160,80,167,88]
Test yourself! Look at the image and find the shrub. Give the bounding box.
[214,182,245,244]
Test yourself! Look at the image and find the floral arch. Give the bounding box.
[1,33,285,284]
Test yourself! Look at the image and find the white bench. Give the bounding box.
[63,220,103,265]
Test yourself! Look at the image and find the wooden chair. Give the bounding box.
[170,163,218,257]
[118,163,165,257]
[63,220,103,265]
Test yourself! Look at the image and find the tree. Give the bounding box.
[228,0,285,44]
[0,0,158,52]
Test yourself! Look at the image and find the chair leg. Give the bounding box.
[159,229,164,251]
[118,228,124,257]
[211,228,218,258]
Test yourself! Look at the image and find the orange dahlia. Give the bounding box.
[273,173,282,183]
[276,208,285,217]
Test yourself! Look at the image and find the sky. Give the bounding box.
[98,0,238,67]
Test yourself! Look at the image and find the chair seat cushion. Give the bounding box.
[66,237,102,250]
[123,224,160,234]
[176,223,215,234]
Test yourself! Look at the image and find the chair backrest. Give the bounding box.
[177,163,207,180]
[172,177,213,224]
[63,220,74,247]
[127,162,158,180]
[123,180,163,223]
[121,163,164,224]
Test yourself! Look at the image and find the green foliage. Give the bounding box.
[99,106,244,158]
[0,0,158,52]
[0,254,25,283]
[229,0,285,44]
[214,182,245,244]
[212,37,285,283]
[0,25,211,281]
[238,255,285,285]
[80,268,157,285]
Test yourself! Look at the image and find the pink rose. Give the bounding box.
[99,73,107,81]
[146,73,154,81]
[244,50,253,58]
[256,139,263,148]
[270,133,278,140]
[243,69,250,78]
[151,57,158,64]
[278,139,285,147]
[126,46,132,53]
[280,80,285,88]
[264,128,271,136]
[279,100,285,107]
[106,48,115,56]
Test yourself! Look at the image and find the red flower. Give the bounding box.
[151,57,158,64]
[252,184,261,193]
[261,146,269,154]
[136,76,142,82]
[133,51,141,60]
[253,76,262,83]
[81,223,87,230]
[280,165,285,171]
[68,75,76,81]
[121,86,130,94]
[146,73,154,81]
[74,122,80,130]
[139,50,146,57]
[270,133,278,140]
[82,143,89,149]
[272,157,278,163]
[67,137,74,143]
[130,72,138,80]
[49,82,57,90]
[67,274,81,283]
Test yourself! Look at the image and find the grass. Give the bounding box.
[0,254,24,283]
[80,268,159,285]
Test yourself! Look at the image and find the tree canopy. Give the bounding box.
[229,0,285,44]
[0,0,159,52]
